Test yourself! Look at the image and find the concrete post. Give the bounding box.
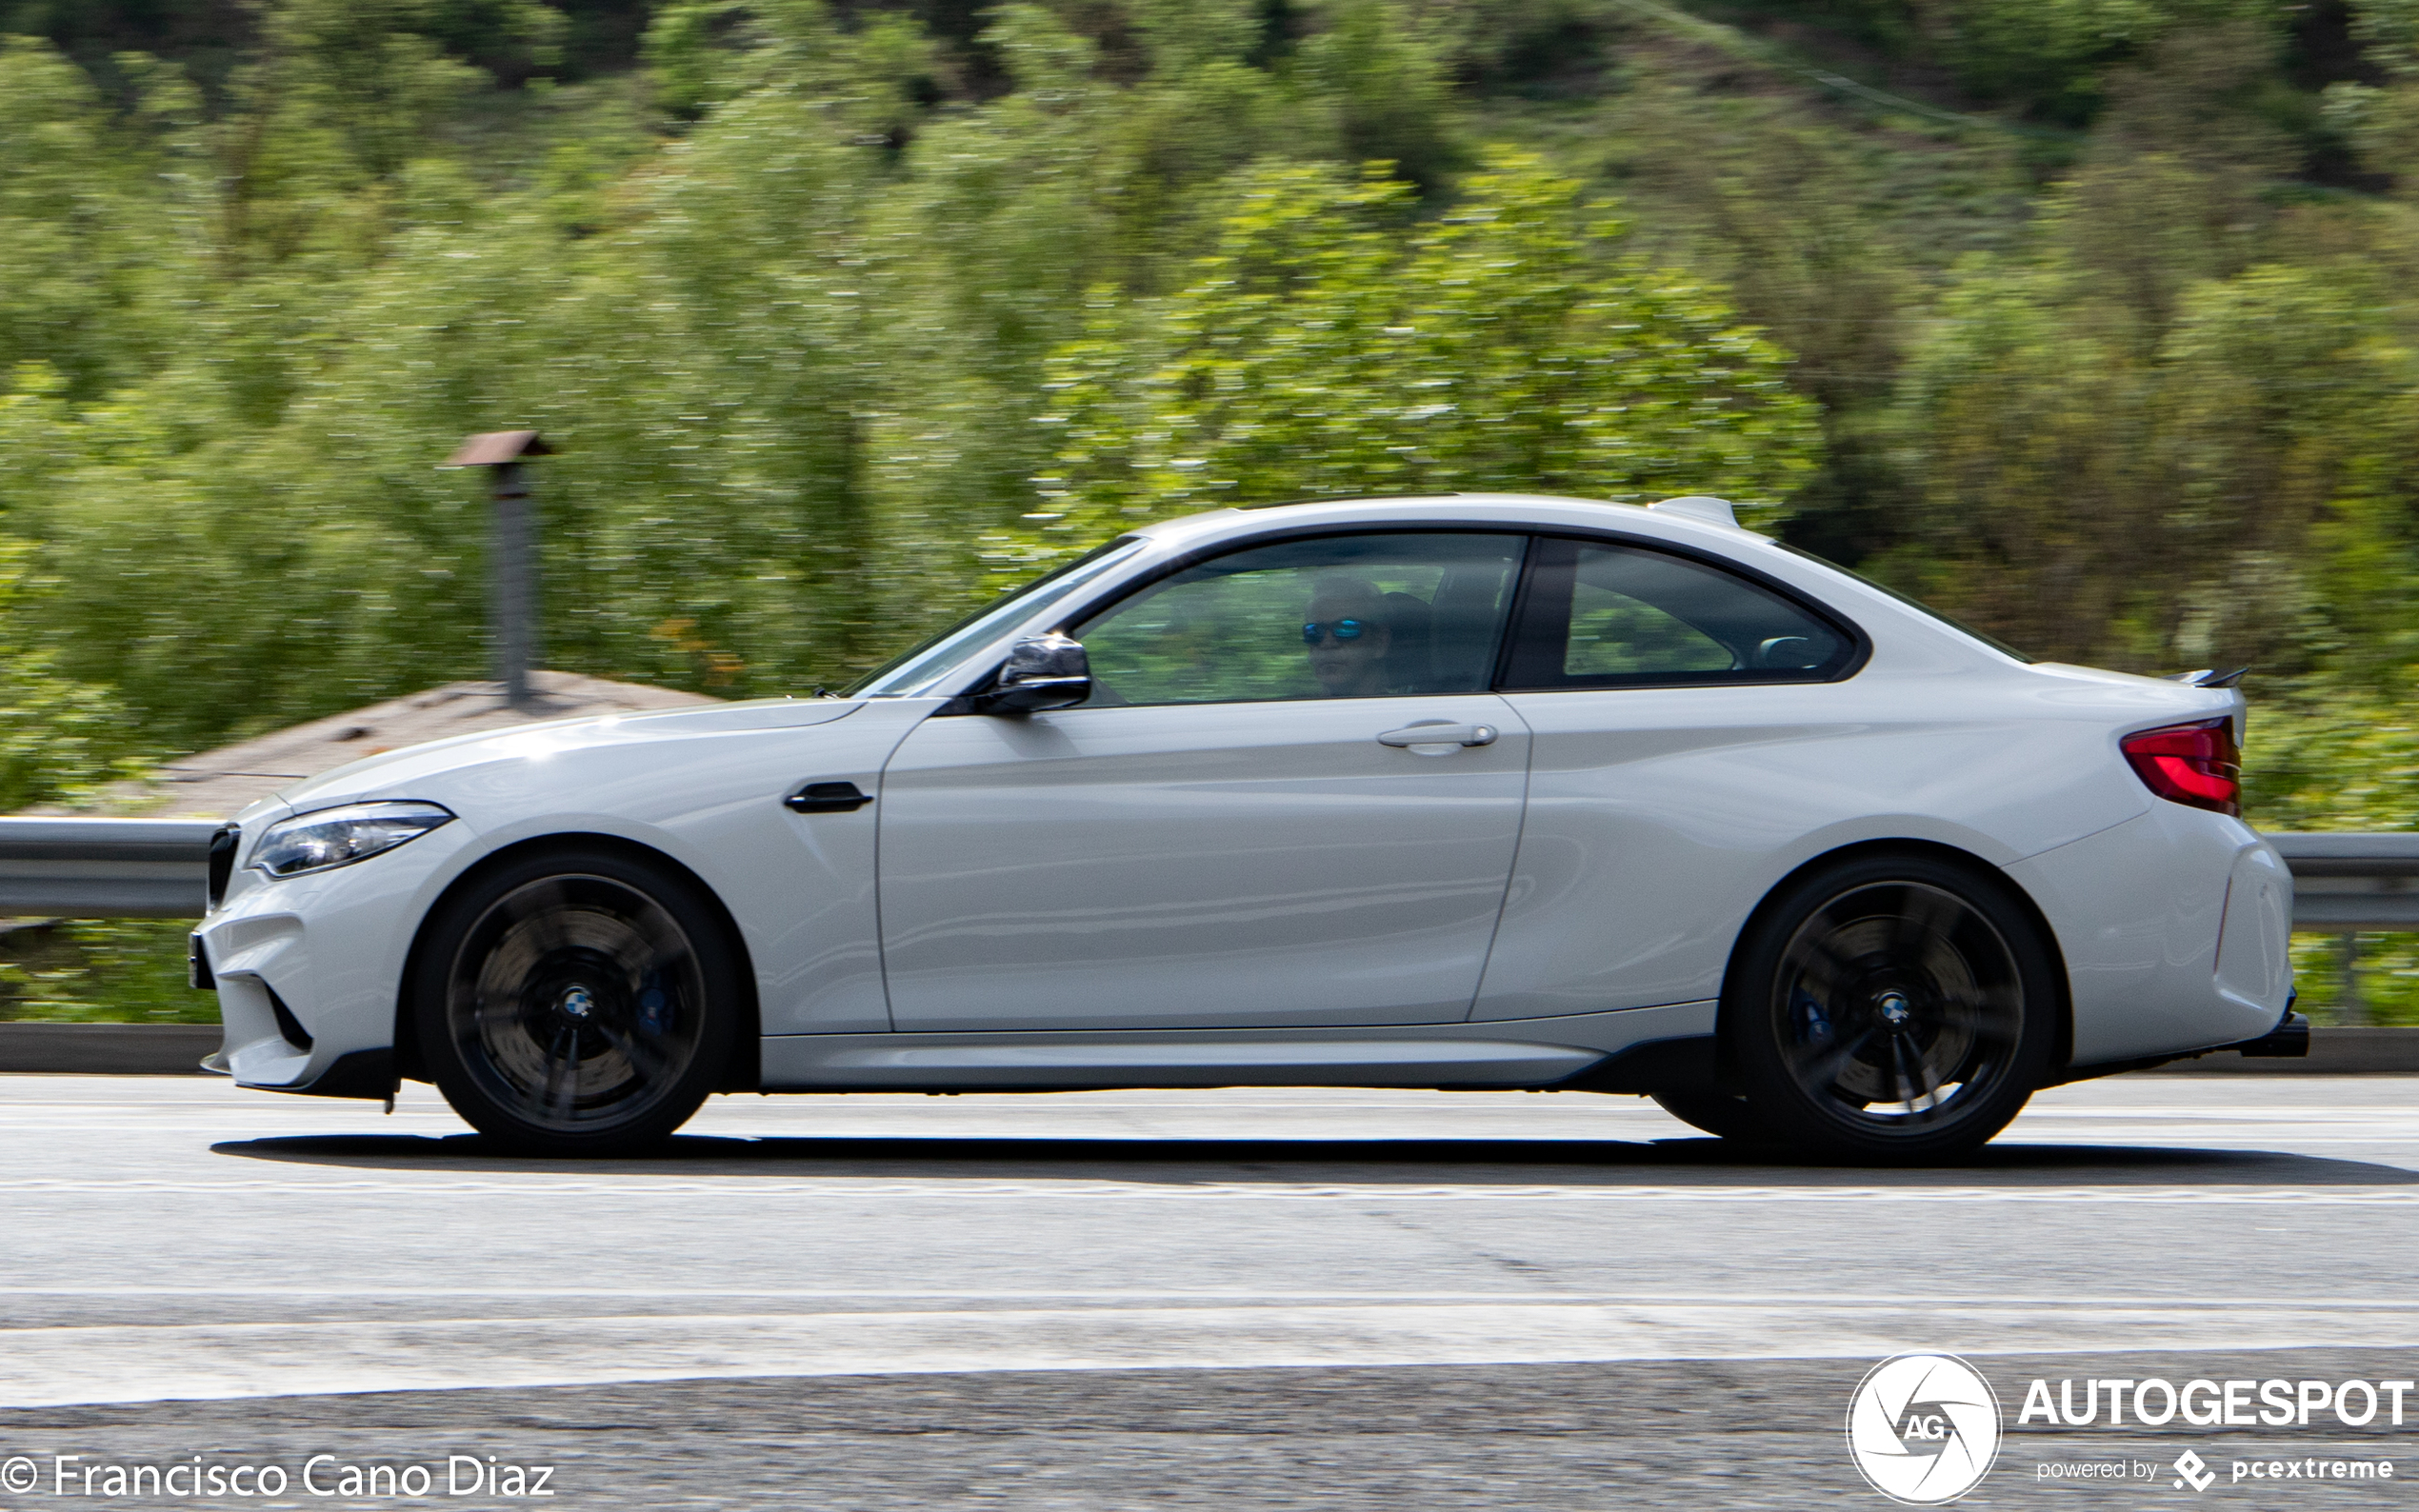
[490,460,536,709]
[439,430,554,713]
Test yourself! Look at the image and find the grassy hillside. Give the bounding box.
[0,0,2412,780]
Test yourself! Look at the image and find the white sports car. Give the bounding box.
[193,493,2301,1162]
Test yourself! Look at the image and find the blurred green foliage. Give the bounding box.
[1032,154,1819,544]
[0,920,211,1023]
[0,534,146,809]
[2288,930,2419,1027]
[4,0,2419,1018]
[0,0,1839,759]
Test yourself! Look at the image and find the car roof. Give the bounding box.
[1125,492,1771,561]
[1109,493,2030,673]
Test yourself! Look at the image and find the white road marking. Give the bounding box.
[13,1287,2419,1305]
[3,1179,2419,1203]
[11,1077,2419,1411]
[11,1301,2419,1408]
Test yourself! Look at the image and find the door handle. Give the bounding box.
[785,781,872,814]
[1376,723,1497,748]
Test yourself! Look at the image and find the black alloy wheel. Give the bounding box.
[1725,853,2055,1164]
[414,848,738,1156]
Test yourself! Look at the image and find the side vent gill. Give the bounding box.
[265,983,314,1052]
[206,826,239,909]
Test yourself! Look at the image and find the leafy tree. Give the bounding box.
[2,0,2416,844]
[1031,153,1820,554]
[1875,12,2419,673]
[1294,0,1464,193]
[1894,250,2419,674]
[0,39,178,402]
[2328,0,2419,190]
[0,536,144,810]
[1913,0,2292,125]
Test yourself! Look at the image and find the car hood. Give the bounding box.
[269,698,868,815]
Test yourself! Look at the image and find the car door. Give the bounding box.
[876,530,1533,1032]
[1470,534,1868,1023]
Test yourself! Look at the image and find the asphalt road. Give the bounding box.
[5,1075,2419,1508]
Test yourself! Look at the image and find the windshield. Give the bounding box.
[841,537,1148,697]
[1778,545,2034,664]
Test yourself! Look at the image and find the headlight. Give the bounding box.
[250,802,455,878]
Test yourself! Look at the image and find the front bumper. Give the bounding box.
[193,814,474,1095]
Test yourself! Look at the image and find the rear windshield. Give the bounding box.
[1778,546,2034,664]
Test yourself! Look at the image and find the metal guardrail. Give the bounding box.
[2261,833,2419,1025]
[2265,833,2419,929]
[0,821,2415,927]
[0,818,217,919]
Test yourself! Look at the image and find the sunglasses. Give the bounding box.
[1302,618,1372,646]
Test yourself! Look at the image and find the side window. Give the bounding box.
[1502,537,1857,691]
[1072,532,1527,706]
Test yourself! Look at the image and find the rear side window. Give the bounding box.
[1500,537,1858,691]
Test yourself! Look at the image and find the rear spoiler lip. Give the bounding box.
[2165,666,2249,688]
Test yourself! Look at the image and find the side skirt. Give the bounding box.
[756,1001,1717,1093]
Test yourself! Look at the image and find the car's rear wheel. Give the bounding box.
[1724,852,2056,1164]
[414,848,737,1156]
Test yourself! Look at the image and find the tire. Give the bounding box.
[412,846,739,1157]
[1723,852,2057,1165]
[1649,1088,1777,1144]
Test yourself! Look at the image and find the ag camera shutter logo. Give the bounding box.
[1847,1353,2004,1503]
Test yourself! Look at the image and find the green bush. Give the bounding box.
[0,920,212,1025]
[0,534,146,810]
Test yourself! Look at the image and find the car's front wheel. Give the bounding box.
[1724,852,2056,1164]
[413,847,738,1156]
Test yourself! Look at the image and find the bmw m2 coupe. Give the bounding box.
[193,493,2300,1162]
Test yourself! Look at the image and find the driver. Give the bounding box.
[1302,576,1393,698]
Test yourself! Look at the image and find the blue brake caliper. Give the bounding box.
[636,971,673,1036]
[1790,986,1832,1048]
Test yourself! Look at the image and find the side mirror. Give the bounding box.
[977,633,1091,714]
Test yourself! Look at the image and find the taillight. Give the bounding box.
[2122,719,2240,817]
